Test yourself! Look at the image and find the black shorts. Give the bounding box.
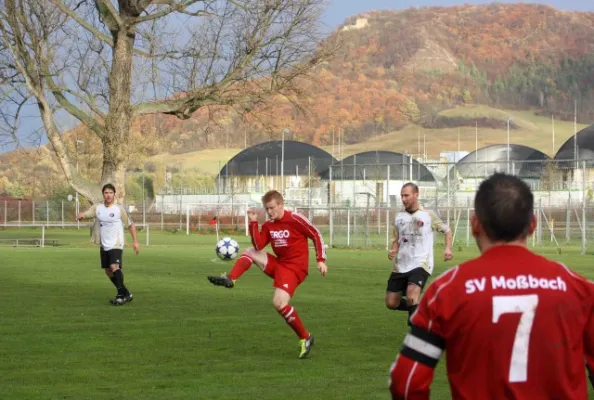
[100,248,123,269]
[386,267,430,293]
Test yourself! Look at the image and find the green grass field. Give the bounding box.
[1,228,593,399]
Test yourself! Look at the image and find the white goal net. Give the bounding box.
[185,203,250,239]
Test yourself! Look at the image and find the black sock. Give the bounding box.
[396,298,409,311]
[109,276,118,288]
[407,304,418,326]
[113,269,129,296]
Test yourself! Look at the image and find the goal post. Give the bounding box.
[185,202,250,237]
[0,223,150,247]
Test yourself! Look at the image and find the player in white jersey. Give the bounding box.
[386,182,453,325]
[77,184,139,305]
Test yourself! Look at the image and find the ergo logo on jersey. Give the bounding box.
[270,230,290,239]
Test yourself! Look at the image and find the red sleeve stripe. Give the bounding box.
[404,363,420,399]
[426,266,459,307]
[557,262,594,285]
[292,211,326,260]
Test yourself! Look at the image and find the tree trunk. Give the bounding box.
[101,26,135,202]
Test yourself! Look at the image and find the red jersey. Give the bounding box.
[250,210,326,273]
[389,245,594,400]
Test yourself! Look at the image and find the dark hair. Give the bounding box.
[474,173,533,242]
[102,183,116,193]
[401,182,419,194]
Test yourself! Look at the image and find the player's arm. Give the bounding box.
[76,204,98,220]
[291,211,326,262]
[389,227,399,260]
[249,220,270,251]
[121,206,140,254]
[389,270,454,400]
[429,210,453,260]
[585,291,594,389]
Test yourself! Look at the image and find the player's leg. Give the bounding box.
[109,250,132,305]
[207,247,270,288]
[272,267,313,359]
[101,247,118,288]
[404,268,430,326]
[101,247,119,303]
[385,272,408,311]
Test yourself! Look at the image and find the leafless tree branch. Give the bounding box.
[0,0,334,202]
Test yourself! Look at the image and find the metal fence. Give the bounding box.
[2,159,594,252]
[1,198,592,253]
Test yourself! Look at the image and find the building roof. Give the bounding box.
[553,125,594,168]
[218,140,337,177]
[452,144,551,179]
[319,151,436,181]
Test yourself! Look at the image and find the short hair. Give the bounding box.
[474,173,533,242]
[262,190,284,204]
[102,183,116,193]
[401,182,419,194]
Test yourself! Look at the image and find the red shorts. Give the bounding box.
[262,253,307,297]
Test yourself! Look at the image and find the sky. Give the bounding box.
[2,0,594,154]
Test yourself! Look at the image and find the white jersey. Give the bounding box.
[392,207,450,275]
[84,203,133,251]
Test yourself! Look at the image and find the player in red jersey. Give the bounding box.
[207,190,328,359]
[389,173,594,400]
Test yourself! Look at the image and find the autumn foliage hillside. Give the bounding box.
[132,3,594,151]
[3,3,594,199]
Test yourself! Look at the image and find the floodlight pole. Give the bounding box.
[506,117,510,173]
[281,129,289,195]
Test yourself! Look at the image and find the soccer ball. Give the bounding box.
[215,237,240,261]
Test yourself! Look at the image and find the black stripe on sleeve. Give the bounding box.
[410,325,446,349]
[400,346,440,368]
[399,325,446,368]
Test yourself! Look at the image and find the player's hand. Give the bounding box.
[444,248,453,261]
[388,249,397,260]
[247,209,258,222]
[132,241,140,255]
[75,212,84,221]
[317,261,327,276]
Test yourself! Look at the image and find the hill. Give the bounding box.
[142,3,594,151]
[149,105,588,177]
[2,3,594,198]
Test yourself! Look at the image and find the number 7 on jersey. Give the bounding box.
[492,294,539,383]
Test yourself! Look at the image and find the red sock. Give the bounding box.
[278,305,309,340]
[228,255,253,280]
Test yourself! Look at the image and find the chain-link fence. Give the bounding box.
[2,159,594,252]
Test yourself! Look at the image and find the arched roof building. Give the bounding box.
[553,125,594,168]
[452,144,551,179]
[319,151,436,182]
[218,140,336,177]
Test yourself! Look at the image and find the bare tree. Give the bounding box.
[0,0,333,202]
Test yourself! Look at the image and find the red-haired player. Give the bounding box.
[389,173,594,399]
[207,190,328,359]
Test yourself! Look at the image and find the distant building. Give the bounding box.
[450,144,551,191]
[319,150,436,206]
[553,125,594,190]
[217,140,336,201]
